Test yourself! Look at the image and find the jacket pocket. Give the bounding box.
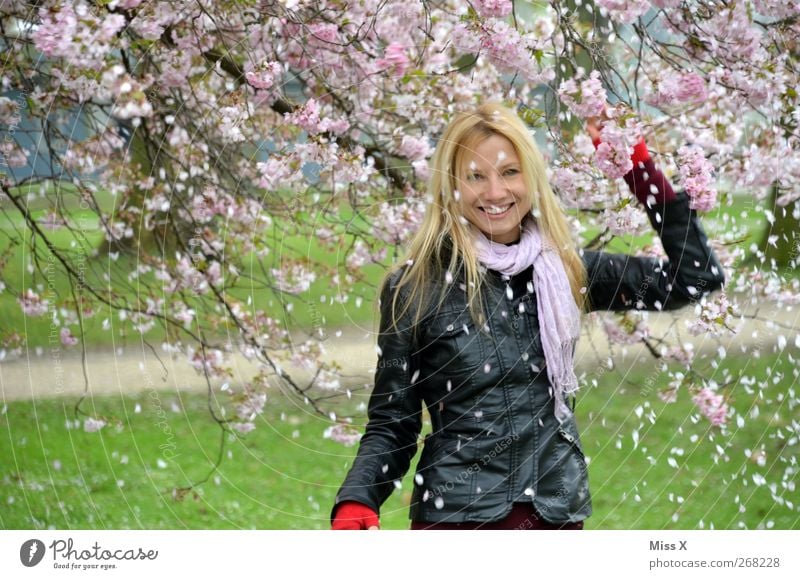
[555,421,591,516]
[421,309,486,373]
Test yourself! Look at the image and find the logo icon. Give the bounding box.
[20,539,46,567]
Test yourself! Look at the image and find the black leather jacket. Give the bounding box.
[331,189,725,526]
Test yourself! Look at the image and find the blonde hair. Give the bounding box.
[380,101,589,336]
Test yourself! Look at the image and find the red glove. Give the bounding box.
[331,501,380,530]
[592,135,677,205]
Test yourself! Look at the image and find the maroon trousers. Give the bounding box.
[410,502,584,530]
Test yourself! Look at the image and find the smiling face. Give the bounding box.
[456,133,533,245]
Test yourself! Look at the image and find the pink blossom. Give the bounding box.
[130,13,165,40]
[602,313,649,344]
[18,289,49,317]
[346,239,387,271]
[60,327,79,347]
[245,61,282,90]
[108,0,143,9]
[692,387,728,427]
[257,157,303,191]
[205,261,223,288]
[474,0,513,19]
[308,22,339,43]
[603,201,649,236]
[218,106,247,143]
[83,417,107,432]
[551,163,608,209]
[235,391,267,421]
[38,212,67,231]
[315,368,342,391]
[285,98,322,134]
[290,340,324,371]
[376,42,410,77]
[172,304,196,328]
[661,344,695,366]
[0,97,21,125]
[33,2,126,69]
[752,0,800,20]
[596,0,650,24]
[189,347,228,378]
[451,23,482,53]
[231,422,256,434]
[371,199,425,245]
[677,146,717,212]
[397,135,432,161]
[323,423,362,446]
[686,293,735,337]
[271,263,316,294]
[658,386,679,404]
[646,72,707,107]
[558,70,607,119]
[412,159,429,181]
[480,21,548,83]
[0,141,28,168]
[317,116,350,135]
[594,122,641,179]
[650,0,681,7]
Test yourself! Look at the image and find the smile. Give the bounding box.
[480,203,514,216]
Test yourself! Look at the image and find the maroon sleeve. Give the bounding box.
[593,137,677,205]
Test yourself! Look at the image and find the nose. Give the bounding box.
[482,173,509,201]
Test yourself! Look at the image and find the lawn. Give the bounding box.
[0,187,781,352]
[0,186,393,349]
[1,347,797,530]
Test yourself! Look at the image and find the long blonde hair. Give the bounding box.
[381,101,588,336]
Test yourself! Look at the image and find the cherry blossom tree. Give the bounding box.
[0,0,798,521]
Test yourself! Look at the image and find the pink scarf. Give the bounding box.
[472,217,581,423]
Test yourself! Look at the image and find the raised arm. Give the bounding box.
[330,267,423,527]
[582,134,725,312]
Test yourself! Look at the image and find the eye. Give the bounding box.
[504,168,520,176]
[467,173,484,181]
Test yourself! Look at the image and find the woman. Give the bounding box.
[330,102,725,530]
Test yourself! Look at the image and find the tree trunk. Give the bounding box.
[755,181,799,269]
[96,127,181,260]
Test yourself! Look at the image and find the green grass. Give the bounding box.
[0,188,783,351]
[1,349,797,530]
[0,195,395,349]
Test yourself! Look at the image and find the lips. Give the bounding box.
[479,203,514,216]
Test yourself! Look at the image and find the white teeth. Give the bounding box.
[483,204,511,215]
